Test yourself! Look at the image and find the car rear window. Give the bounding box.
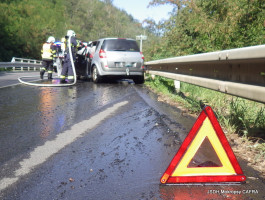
[102,39,140,52]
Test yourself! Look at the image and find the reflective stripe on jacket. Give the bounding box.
[61,42,66,52]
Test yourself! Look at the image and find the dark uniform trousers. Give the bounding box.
[41,60,53,75]
[60,37,77,83]
[61,54,74,80]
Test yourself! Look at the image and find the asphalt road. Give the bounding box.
[0,71,40,88]
[0,77,264,200]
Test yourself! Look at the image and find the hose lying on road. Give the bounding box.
[18,35,77,87]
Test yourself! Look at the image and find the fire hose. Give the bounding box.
[18,35,77,87]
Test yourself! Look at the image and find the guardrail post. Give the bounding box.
[174,80,181,93]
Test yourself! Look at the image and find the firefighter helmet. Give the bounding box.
[47,36,55,43]
[67,30,76,37]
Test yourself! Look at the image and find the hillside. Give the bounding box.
[0,0,146,61]
[1,0,264,62]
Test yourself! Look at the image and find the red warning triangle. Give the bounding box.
[161,106,246,184]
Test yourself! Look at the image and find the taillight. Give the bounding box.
[99,49,107,58]
[140,52,144,60]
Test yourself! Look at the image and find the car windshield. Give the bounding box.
[102,39,140,52]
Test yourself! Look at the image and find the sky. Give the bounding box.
[112,0,174,24]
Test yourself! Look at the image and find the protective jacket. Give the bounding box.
[66,36,77,59]
[41,43,56,60]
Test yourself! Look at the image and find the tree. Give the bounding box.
[0,0,146,61]
[148,0,187,13]
[147,0,265,60]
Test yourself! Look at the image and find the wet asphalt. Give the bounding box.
[0,76,264,200]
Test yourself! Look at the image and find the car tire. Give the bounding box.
[92,66,101,83]
[133,75,145,84]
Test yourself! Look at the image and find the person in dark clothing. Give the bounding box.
[41,36,56,80]
[60,30,77,83]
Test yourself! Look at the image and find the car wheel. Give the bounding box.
[92,66,101,83]
[133,75,145,84]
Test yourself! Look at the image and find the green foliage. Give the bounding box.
[147,0,265,60]
[0,0,145,61]
[229,98,265,138]
[1,0,264,63]
[67,0,144,41]
[145,75,202,113]
[0,0,65,61]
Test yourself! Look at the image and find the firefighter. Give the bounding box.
[60,30,77,83]
[40,36,56,80]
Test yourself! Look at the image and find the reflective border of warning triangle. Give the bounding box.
[160,106,246,185]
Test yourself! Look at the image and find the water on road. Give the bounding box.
[0,80,264,199]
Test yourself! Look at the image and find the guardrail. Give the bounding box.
[145,45,265,103]
[0,57,42,71]
[11,57,42,64]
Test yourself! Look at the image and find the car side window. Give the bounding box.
[95,41,101,52]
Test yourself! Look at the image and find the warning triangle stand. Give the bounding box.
[161,106,246,185]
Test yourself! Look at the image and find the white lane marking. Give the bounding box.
[0,101,128,192]
[0,72,40,89]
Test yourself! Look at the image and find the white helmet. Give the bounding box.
[47,36,55,43]
[67,30,76,37]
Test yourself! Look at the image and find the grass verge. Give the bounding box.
[0,68,12,71]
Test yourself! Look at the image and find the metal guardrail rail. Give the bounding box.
[11,57,42,64]
[145,45,265,103]
[0,57,42,71]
